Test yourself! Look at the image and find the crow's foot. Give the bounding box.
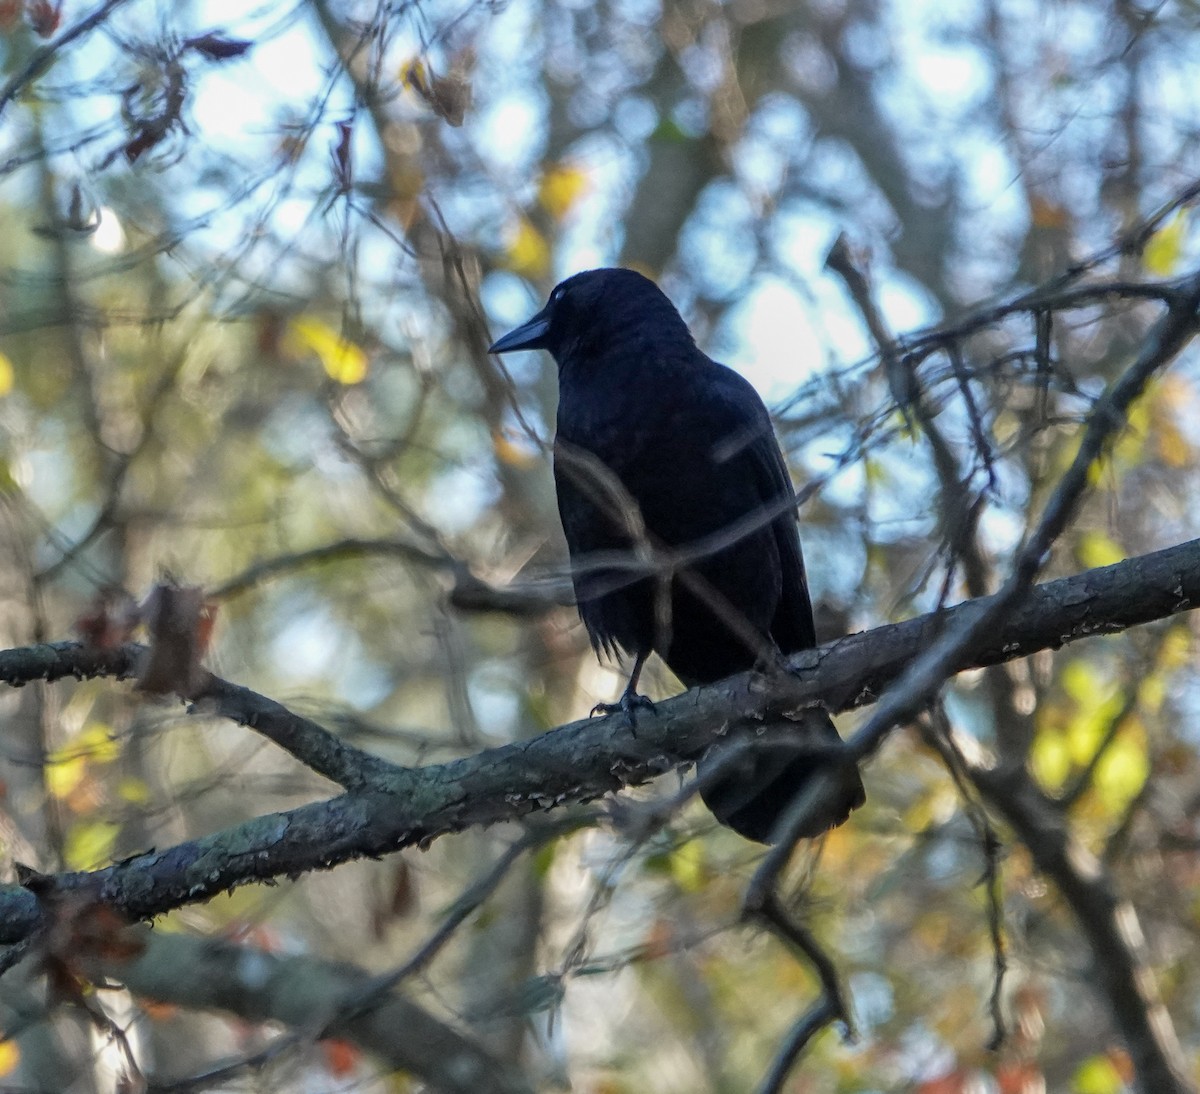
[591,691,656,730]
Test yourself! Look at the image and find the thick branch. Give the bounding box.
[79,927,531,1094]
[969,761,1193,1094]
[0,539,1196,942]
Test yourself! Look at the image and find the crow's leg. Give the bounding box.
[591,650,655,727]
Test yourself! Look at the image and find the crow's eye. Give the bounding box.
[550,285,566,305]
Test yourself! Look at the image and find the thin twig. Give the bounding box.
[0,0,134,117]
[920,706,1008,1051]
[747,889,854,1093]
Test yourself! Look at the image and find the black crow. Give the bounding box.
[489,268,864,843]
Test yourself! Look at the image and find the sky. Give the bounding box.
[8,0,1156,716]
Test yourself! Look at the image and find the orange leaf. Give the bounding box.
[139,999,179,1021]
[1030,194,1069,231]
[492,428,539,469]
[0,2,23,32]
[917,1070,970,1094]
[322,1038,361,1078]
[35,891,145,1003]
[996,1061,1044,1094]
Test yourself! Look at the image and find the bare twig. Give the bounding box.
[364,813,594,989]
[919,706,1008,1051]
[826,233,990,595]
[81,926,533,1094]
[210,535,558,616]
[843,271,1200,770]
[755,995,846,1094]
[747,889,853,1093]
[0,0,134,118]
[970,756,1192,1093]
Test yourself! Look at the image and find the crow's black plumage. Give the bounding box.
[489,268,864,843]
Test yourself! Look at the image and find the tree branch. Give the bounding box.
[0,538,1197,943]
[77,926,532,1094]
[969,757,1193,1093]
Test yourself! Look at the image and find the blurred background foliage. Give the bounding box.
[2,0,1200,1090]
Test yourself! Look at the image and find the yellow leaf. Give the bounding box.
[1062,660,1109,705]
[504,219,550,278]
[64,820,120,870]
[992,410,1019,444]
[1066,693,1124,765]
[1143,210,1189,276]
[0,351,12,396]
[399,57,426,88]
[118,776,151,804]
[1072,1053,1123,1094]
[386,1071,417,1093]
[387,160,424,203]
[0,1040,18,1076]
[400,54,472,126]
[46,753,87,799]
[538,163,588,220]
[902,783,959,831]
[1158,625,1192,671]
[1030,728,1070,791]
[78,723,120,764]
[1093,721,1148,816]
[1077,532,1124,570]
[1112,395,1149,469]
[285,316,369,385]
[667,841,708,893]
[1138,672,1164,714]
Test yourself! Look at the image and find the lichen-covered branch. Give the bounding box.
[0,538,1197,945]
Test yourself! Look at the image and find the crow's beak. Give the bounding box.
[489,307,551,354]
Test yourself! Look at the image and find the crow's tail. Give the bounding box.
[696,713,865,844]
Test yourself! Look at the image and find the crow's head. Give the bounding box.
[488,267,693,365]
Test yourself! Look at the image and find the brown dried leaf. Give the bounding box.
[74,588,140,651]
[33,891,145,1004]
[136,582,216,696]
[184,33,252,60]
[27,0,59,37]
[403,50,473,127]
[331,120,353,193]
[0,1,25,32]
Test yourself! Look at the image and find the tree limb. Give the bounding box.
[0,538,1197,942]
[78,926,533,1094]
[969,758,1193,1093]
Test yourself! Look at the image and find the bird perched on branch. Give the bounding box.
[489,268,864,843]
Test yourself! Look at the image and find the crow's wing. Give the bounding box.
[705,365,817,653]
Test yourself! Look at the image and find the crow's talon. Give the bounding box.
[591,692,656,730]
